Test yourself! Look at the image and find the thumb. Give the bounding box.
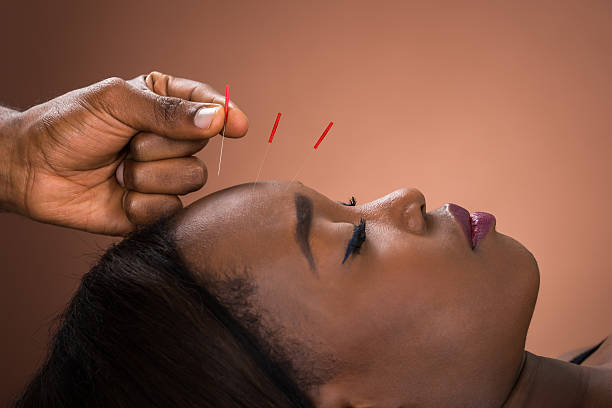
[96,77,226,140]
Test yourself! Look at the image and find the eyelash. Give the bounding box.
[342,218,366,264]
[342,196,356,206]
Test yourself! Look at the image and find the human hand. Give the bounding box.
[0,72,248,235]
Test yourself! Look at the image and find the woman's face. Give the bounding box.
[174,181,540,407]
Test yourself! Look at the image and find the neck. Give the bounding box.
[502,351,612,408]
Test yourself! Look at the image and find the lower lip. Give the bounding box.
[448,203,496,249]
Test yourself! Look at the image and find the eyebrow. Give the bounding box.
[294,193,317,274]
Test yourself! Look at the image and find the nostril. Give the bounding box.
[404,202,427,234]
[421,203,426,217]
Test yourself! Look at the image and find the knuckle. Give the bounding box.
[129,133,151,160]
[104,76,126,86]
[129,165,148,191]
[100,77,127,93]
[123,191,140,216]
[88,77,128,103]
[124,192,182,225]
[122,160,143,191]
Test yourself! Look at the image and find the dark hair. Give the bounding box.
[15,218,315,407]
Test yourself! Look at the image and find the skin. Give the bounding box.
[0,72,248,235]
[174,180,612,407]
[1,73,610,406]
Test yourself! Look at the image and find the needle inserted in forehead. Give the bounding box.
[217,85,230,176]
[252,112,282,193]
[287,121,334,187]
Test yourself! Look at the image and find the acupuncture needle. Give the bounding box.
[252,112,282,193]
[287,121,334,187]
[217,85,230,176]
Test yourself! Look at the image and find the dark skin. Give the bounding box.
[174,181,612,407]
[2,73,611,405]
[0,71,248,234]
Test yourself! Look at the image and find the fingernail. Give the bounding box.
[194,106,220,129]
[115,161,125,187]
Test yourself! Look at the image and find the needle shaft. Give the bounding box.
[217,85,230,176]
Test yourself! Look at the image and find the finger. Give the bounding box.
[121,157,207,195]
[132,71,249,138]
[92,77,226,140]
[122,191,182,226]
[130,132,208,161]
[93,181,135,236]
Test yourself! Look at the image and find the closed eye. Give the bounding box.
[342,219,366,264]
[341,196,357,206]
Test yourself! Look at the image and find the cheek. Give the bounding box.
[332,231,539,353]
[316,253,462,361]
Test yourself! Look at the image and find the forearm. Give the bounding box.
[0,106,26,213]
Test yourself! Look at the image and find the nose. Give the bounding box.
[367,188,427,234]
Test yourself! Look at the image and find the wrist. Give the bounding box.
[0,110,28,214]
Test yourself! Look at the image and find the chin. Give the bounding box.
[498,232,541,309]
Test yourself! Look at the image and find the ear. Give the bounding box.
[312,382,376,408]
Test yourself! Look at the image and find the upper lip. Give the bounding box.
[446,203,473,249]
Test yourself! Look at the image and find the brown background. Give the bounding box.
[2,0,611,404]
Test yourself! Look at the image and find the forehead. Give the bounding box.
[172,181,319,274]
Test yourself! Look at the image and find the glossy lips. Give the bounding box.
[448,204,472,248]
[470,211,496,249]
[448,203,496,249]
